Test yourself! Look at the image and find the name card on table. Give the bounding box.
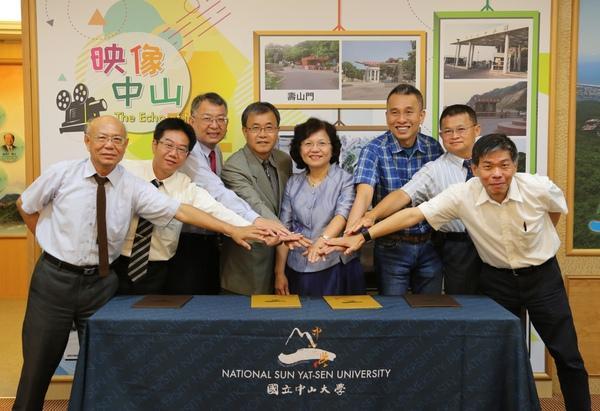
[251,294,302,308]
[132,295,192,308]
[404,294,460,308]
[323,295,382,310]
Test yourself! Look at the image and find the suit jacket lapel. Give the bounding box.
[243,146,278,212]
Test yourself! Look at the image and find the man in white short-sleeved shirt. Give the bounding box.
[13,115,266,410]
[327,134,591,410]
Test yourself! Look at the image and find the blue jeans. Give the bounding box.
[374,240,442,295]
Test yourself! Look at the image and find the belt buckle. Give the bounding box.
[83,267,97,276]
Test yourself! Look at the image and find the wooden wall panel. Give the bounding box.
[0,238,29,298]
[566,275,600,376]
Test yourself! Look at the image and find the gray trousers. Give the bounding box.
[13,256,118,411]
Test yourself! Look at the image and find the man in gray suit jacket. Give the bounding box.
[221,102,292,295]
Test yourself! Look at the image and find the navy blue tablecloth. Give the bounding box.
[69,295,539,410]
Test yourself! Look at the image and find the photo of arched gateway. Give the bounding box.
[264,40,339,90]
[443,22,529,80]
[341,40,417,100]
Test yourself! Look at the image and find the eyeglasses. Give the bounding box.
[301,141,331,150]
[245,125,279,135]
[440,124,477,137]
[158,139,189,156]
[195,114,228,126]
[91,135,126,146]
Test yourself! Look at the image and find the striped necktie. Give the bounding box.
[127,179,161,282]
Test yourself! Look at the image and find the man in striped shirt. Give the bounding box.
[348,104,482,294]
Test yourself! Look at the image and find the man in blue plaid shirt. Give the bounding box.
[346,84,444,295]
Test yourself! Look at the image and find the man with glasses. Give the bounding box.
[13,115,267,410]
[114,117,260,294]
[219,101,292,295]
[347,104,482,294]
[345,84,444,296]
[171,92,288,295]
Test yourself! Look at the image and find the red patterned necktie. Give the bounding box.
[209,150,217,174]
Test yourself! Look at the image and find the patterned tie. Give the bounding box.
[463,159,474,181]
[209,150,217,174]
[127,179,161,282]
[93,174,109,277]
[262,159,279,199]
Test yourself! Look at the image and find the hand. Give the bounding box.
[345,213,375,235]
[254,217,291,237]
[230,225,267,250]
[280,232,312,250]
[324,234,365,255]
[274,273,290,295]
[302,237,327,263]
[263,234,282,247]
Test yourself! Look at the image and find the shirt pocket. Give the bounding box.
[518,217,543,252]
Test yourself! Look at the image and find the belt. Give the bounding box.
[42,252,106,275]
[435,231,471,241]
[383,232,431,244]
[484,257,555,277]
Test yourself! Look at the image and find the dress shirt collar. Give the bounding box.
[198,141,220,159]
[386,131,427,155]
[251,149,276,167]
[83,158,124,187]
[475,174,523,206]
[445,152,467,167]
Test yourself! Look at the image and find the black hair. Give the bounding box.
[241,101,281,127]
[386,83,424,109]
[153,117,197,153]
[190,92,228,116]
[290,118,341,170]
[472,133,518,165]
[440,104,478,126]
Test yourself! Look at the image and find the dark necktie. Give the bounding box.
[93,174,109,277]
[209,150,217,174]
[127,179,161,282]
[463,159,474,181]
[262,159,279,200]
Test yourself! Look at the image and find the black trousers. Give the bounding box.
[13,256,118,411]
[434,234,482,294]
[480,257,591,411]
[166,232,220,295]
[113,255,169,295]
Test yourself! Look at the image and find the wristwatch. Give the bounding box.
[360,227,372,243]
[320,234,331,240]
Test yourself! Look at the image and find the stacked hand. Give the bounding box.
[230,225,272,250]
[344,213,375,235]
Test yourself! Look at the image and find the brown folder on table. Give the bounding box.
[323,295,382,309]
[132,295,192,309]
[251,294,302,308]
[404,294,460,308]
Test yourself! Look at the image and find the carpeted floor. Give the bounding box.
[1,395,599,410]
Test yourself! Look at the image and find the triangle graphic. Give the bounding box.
[46,19,54,26]
[58,74,66,81]
[88,9,105,26]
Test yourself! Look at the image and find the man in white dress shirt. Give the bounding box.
[13,115,266,410]
[327,133,590,411]
[171,92,287,294]
[348,104,482,294]
[115,117,256,294]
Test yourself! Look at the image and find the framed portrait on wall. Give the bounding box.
[432,11,540,174]
[254,31,426,109]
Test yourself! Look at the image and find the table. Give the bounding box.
[69,296,539,410]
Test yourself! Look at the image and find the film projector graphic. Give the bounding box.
[56,83,107,133]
